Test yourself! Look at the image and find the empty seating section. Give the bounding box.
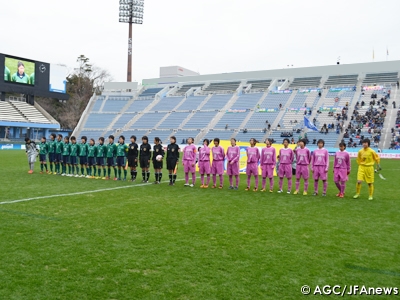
[147,130,173,142]
[324,75,358,87]
[246,80,271,90]
[151,96,183,111]
[245,112,280,129]
[184,112,218,128]
[10,101,51,123]
[85,113,115,129]
[260,93,292,108]
[126,100,153,112]
[231,93,263,109]
[157,112,188,129]
[139,88,163,98]
[281,111,306,129]
[102,99,129,112]
[130,113,161,129]
[206,130,235,141]
[362,72,398,85]
[92,97,104,112]
[289,94,308,108]
[176,96,206,111]
[235,131,265,143]
[203,81,240,93]
[201,94,232,110]
[113,114,136,129]
[214,112,248,129]
[121,130,149,139]
[289,77,321,88]
[79,130,104,139]
[174,130,201,143]
[176,83,204,95]
[322,91,356,107]
[0,101,27,122]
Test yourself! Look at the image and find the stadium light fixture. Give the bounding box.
[119,0,145,82]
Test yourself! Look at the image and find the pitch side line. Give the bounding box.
[0,179,189,205]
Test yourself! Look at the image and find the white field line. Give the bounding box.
[0,178,190,205]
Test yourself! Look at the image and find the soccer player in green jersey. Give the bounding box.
[69,136,79,177]
[30,73,35,85]
[61,136,71,176]
[78,136,89,177]
[11,61,30,84]
[106,135,118,180]
[4,66,11,81]
[48,133,56,174]
[87,139,97,178]
[116,135,129,181]
[39,137,49,173]
[96,137,107,179]
[54,134,64,175]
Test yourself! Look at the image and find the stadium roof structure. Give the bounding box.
[143,61,400,86]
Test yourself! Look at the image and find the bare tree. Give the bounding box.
[36,55,112,129]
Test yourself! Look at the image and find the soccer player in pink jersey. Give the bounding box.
[245,138,260,192]
[311,139,329,196]
[182,137,197,187]
[211,138,225,189]
[278,138,294,194]
[199,139,211,188]
[333,142,351,198]
[294,139,311,195]
[260,138,276,192]
[227,138,240,190]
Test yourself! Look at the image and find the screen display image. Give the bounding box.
[4,56,35,85]
[49,64,67,93]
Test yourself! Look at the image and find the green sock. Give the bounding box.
[98,168,101,177]
[44,164,48,171]
[67,165,70,174]
[108,168,111,177]
[40,164,43,171]
[87,168,90,176]
[114,168,117,178]
[103,168,107,177]
[93,167,96,176]
[50,164,53,172]
[118,169,122,179]
[124,169,127,179]
[81,167,84,175]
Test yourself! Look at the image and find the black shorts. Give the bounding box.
[55,153,62,163]
[166,158,178,170]
[292,168,296,176]
[88,157,96,166]
[153,160,163,169]
[79,156,88,165]
[39,154,47,162]
[48,153,55,163]
[116,156,126,167]
[107,157,115,167]
[96,157,105,166]
[128,156,138,168]
[70,156,78,165]
[140,156,150,168]
[62,155,70,164]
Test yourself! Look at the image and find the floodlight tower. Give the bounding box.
[119,0,144,82]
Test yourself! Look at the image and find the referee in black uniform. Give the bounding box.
[152,137,165,184]
[166,136,180,185]
[128,135,139,181]
[139,136,151,182]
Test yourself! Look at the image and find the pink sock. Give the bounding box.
[262,178,266,189]
[229,175,233,186]
[206,175,211,185]
[235,175,239,187]
[323,181,327,194]
[341,182,346,194]
[335,181,341,192]
[201,174,204,185]
[296,179,300,190]
[255,175,259,189]
[269,178,274,190]
[247,175,251,187]
[219,174,224,186]
[304,179,309,192]
[212,174,216,185]
[192,173,196,185]
[288,178,292,191]
[314,180,319,193]
[185,173,189,184]
[279,178,283,190]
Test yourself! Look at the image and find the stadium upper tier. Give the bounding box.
[74,61,400,149]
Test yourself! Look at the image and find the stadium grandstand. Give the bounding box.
[72,61,400,150]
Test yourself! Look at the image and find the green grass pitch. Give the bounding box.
[0,151,399,299]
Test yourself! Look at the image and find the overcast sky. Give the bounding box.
[1,0,399,83]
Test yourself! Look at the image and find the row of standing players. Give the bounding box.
[30,133,380,199]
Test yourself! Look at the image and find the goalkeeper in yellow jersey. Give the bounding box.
[353,138,381,201]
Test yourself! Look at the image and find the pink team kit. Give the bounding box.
[278,147,294,191]
[295,147,311,192]
[261,146,276,190]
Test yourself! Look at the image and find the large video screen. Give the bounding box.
[49,64,67,93]
[4,56,35,85]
